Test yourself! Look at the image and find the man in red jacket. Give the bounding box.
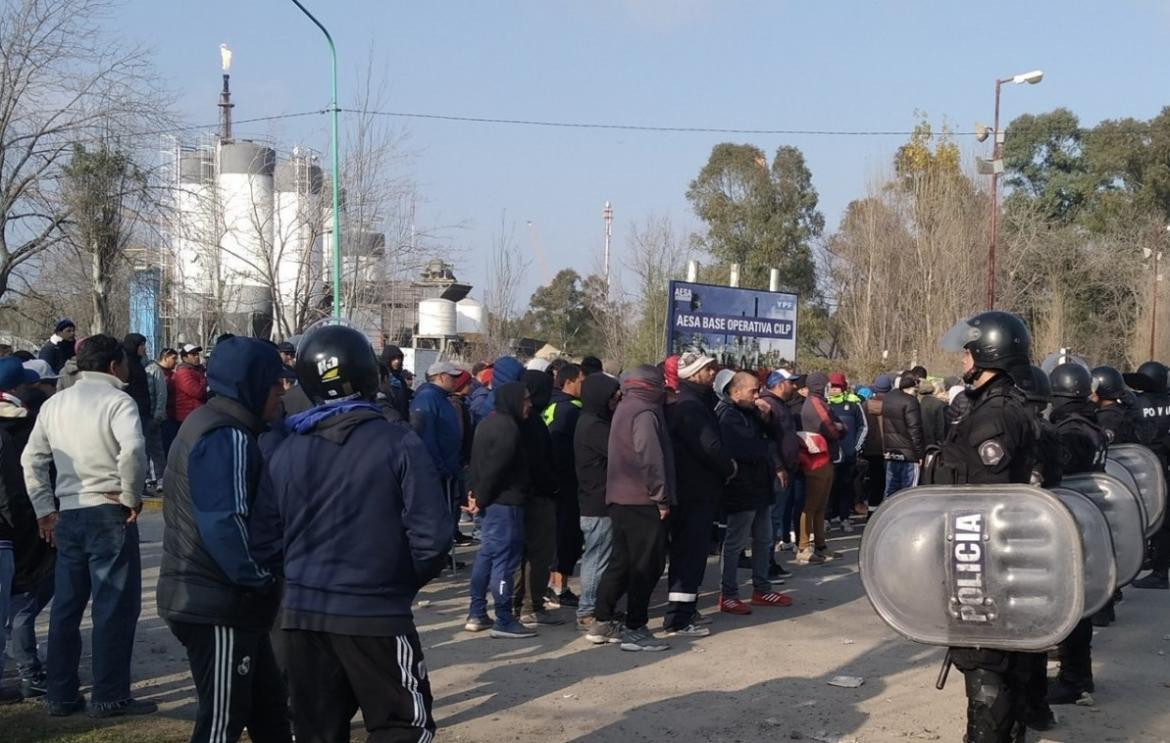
[171,345,207,424]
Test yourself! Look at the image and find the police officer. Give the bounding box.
[1045,363,1108,706]
[1017,365,1061,489]
[1127,361,1170,590]
[1091,366,1138,446]
[928,311,1038,743]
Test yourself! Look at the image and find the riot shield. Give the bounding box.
[1052,488,1118,617]
[1107,443,1166,536]
[1060,472,1147,587]
[860,485,1084,651]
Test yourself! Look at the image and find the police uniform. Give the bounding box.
[1096,402,1138,446]
[924,372,1038,742]
[1133,387,1170,582]
[1047,398,1108,705]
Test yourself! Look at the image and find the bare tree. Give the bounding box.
[482,211,530,358]
[623,214,689,366]
[0,0,167,310]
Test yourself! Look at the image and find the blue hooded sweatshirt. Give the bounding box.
[253,397,452,635]
[469,355,524,428]
[410,381,462,478]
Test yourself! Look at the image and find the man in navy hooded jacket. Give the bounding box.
[253,324,450,743]
[157,337,290,743]
[469,355,524,428]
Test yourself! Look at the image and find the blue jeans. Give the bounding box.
[884,460,920,500]
[577,516,613,619]
[721,505,772,599]
[468,504,525,626]
[6,573,54,678]
[0,547,13,681]
[48,505,142,707]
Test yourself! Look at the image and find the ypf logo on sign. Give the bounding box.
[951,512,990,624]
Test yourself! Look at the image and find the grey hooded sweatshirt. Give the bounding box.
[605,365,676,510]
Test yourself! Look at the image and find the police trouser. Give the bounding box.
[1057,617,1094,689]
[951,648,1029,743]
[1149,517,1170,574]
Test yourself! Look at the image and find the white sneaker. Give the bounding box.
[778,541,795,552]
[842,519,855,533]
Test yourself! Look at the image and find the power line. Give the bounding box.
[340,108,978,137]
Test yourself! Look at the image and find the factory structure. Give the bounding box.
[156,45,485,356]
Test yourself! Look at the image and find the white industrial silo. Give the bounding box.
[273,151,325,335]
[418,298,457,337]
[174,147,215,298]
[218,140,276,323]
[456,297,484,335]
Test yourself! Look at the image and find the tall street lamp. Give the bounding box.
[290,0,343,319]
[984,69,1043,309]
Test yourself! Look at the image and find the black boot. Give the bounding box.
[1046,676,1091,705]
[1132,571,1169,590]
[963,668,1016,743]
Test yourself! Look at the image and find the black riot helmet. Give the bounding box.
[940,311,1031,380]
[1091,366,1127,401]
[1125,360,1170,394]
[295,322,380,404]
[1050,362,1094,399]
[1017,364,1051,406]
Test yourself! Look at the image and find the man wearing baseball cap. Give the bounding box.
[411,362,465,549]
[172,346,207,427]
[760,369,802,571]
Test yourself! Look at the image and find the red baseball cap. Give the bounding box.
[828,372,848,388]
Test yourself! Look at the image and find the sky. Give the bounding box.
[109,0,1170,303]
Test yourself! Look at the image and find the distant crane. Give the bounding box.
[526,220,552,285]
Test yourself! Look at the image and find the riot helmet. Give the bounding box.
[1126,360,1170,394]
[1050,363,1094,399]
[940,311,1031,383]
[1091,366,1127,402]
[1017,364,1051,406]
[295,322,380,404]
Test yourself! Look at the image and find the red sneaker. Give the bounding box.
[751,590,793,607]
[719,597,752,615]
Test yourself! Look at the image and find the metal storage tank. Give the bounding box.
[273,152,325,334]
[175,148,215,297]
[418,298,457,337]
[456,297,484,334]
[218,140,275,317]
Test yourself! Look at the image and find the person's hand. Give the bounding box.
[38,512,58,545]
[658,507,670,521]
[777,469,790,489]
[754,398,772,417]
[126,503,143,524]
[834,421,846,432]
[462,495,479,516]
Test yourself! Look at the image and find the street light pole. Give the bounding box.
[985,70,1043,310]
[1151,249,1160,360]
[290,0,342,319]
[987,78,1003,310]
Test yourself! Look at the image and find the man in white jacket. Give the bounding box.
[21,334,154,719]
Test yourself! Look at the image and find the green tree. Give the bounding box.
[1001,108,1088,223]
[685,143,823,296]
[61,142,146,334]
[522,268,599,354]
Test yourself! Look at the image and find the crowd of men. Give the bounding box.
[1,313,1169,742]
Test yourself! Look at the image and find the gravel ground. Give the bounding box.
[3,509,1169,742]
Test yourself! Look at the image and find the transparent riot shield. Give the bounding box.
[1052,488,1118,616]
[1060,472,1147,587]
[1107,443,1166,536]
[860,485,1084,650]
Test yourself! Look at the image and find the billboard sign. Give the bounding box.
[667,280,798,368]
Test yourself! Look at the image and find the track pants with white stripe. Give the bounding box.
[283,629,435,743]
[168,621,291,743]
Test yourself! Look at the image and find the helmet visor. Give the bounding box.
[939,316,981,353]
[1039,351,1091,376]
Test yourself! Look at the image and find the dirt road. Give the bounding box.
[3,510,1168,742]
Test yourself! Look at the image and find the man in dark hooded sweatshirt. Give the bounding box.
[254,325,450,742]
[573,372,621,628]
[511,369,563,625]
[465,381,537,639]
[120,334,151,427]
[587,365,675,652]
[157,337,290,742]
[379,345,412,420]
[469,356,524,429]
